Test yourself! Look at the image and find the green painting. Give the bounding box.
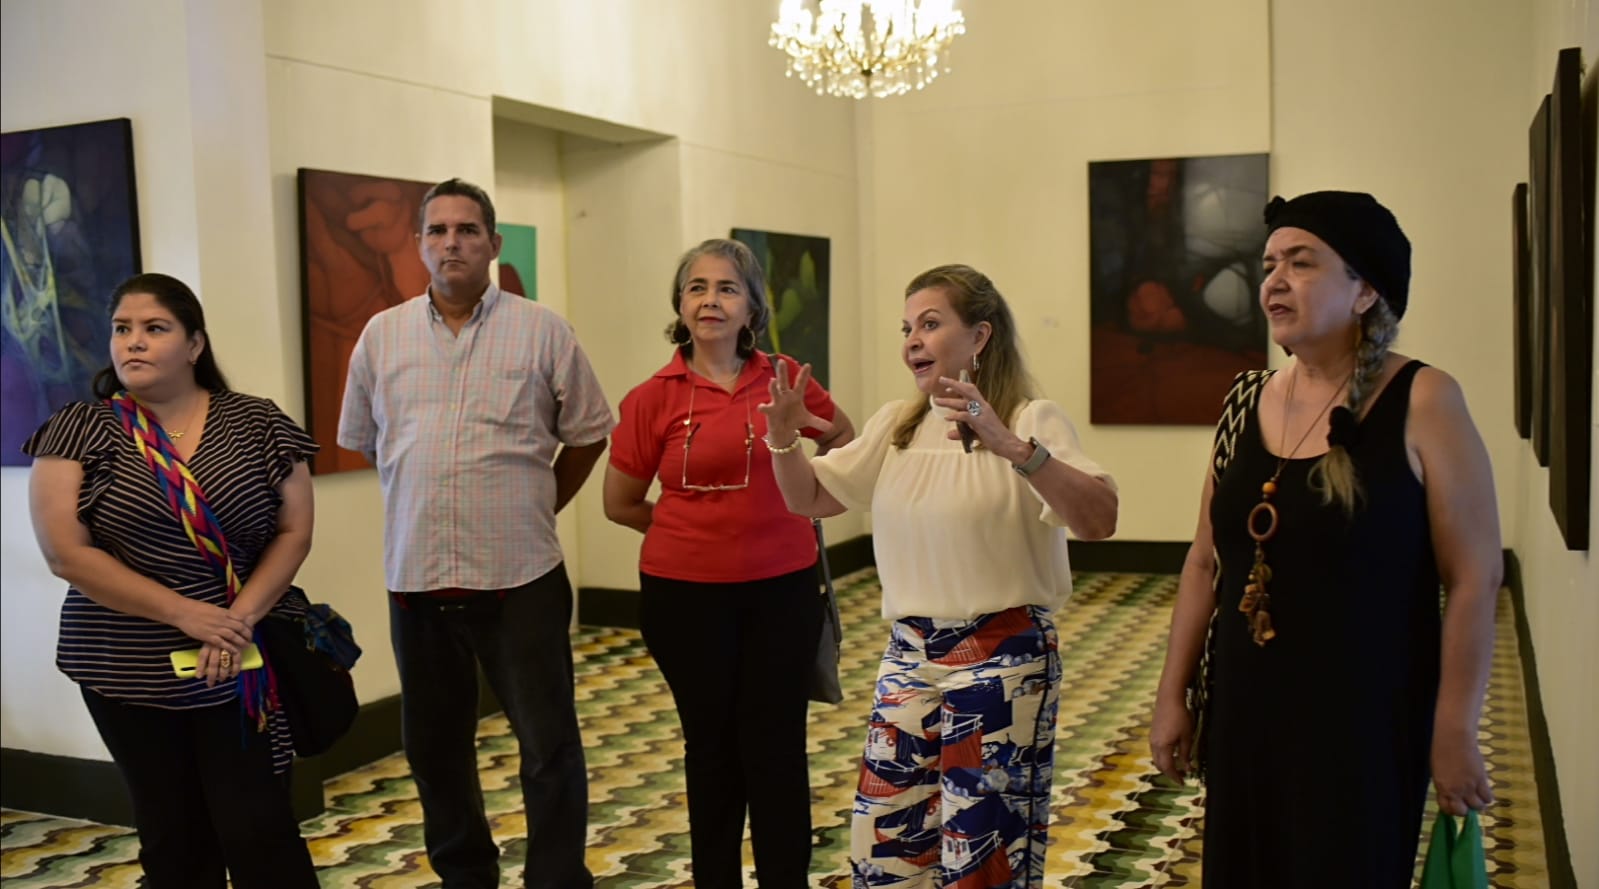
[730,228,830,386]
[498,222,536,300]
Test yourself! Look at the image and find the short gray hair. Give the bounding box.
[665,238,771,357]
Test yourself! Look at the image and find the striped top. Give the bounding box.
[23,391,318,711]
[337,285,615,591]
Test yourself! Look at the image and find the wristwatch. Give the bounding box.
[1013,437,1051,477]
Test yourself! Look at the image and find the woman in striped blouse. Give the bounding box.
[25,273,321,888]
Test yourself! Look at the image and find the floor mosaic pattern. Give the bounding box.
[1,569,1548,887]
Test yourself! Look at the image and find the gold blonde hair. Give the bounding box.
[891,265,1038,450]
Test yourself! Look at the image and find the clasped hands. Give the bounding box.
[178,598,257,687]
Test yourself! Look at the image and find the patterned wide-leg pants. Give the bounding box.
[851,605,1061,889]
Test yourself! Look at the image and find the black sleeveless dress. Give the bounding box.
[1203,360,1440,888]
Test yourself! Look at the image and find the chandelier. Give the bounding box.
[770,0,967,100]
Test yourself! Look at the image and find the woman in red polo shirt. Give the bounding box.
[603,238,854,888]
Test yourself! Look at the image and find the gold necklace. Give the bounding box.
[1239,366,1352,646]
[166,393,205,441]
[690,354,744,388]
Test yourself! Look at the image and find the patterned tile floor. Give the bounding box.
[1,570,1548,887]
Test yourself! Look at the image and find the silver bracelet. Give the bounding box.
[764,433,803,454]
[1013,437,1051,476]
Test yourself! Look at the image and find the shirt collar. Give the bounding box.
[655,348,772,394]
[423,282,503,323]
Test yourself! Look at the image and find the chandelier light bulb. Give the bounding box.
[770,0,967,100]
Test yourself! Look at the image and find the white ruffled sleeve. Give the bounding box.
[810,400,905,513]
[1015,399,1117,527]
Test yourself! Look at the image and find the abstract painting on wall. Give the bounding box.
[498,222,537,300]
[1511,181,1532,440]
[1087,153,1270,425]
[1545,47,1592,551]
[298,168,432,475]
[0,118,141,466]
[730,228,831,387]
[1528,96,1553,468]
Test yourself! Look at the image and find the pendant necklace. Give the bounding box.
[1240,365,1352,646]
[166,393,205,441]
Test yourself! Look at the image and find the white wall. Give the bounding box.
[2,0,206,760]
[860,0,1273,540]
[5,11,1590,880]
[1515,2,1599,885]
[2,0,864,757]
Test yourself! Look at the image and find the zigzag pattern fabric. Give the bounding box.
[107,391,277,730]
[1189,369,1274,775]
[0,570,1553,887]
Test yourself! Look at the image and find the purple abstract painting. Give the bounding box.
[1,118,141,465]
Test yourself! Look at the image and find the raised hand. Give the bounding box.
[758,359,834,448]
[933,375,1020,453]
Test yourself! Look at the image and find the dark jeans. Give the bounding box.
[390,563,594,889]
[80,688,319,889]
[639,566,823,889]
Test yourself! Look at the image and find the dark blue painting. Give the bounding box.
[0,118,140,465]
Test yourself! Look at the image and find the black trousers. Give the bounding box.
[80,687,319,889]
[390,564,594,889]
[639,565,823,889]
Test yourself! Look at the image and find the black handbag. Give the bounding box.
[258,590,362,757]
[807,519,844,705]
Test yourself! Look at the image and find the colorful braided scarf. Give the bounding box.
[108,390,278,731]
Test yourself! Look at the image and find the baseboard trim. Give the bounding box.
[576,586,642,629]
[1068,539,1189,574]
[1503,550,1576,888]
[579,533,879,630]
[1,680,504,826]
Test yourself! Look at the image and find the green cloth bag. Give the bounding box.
[1418,809,1489,889]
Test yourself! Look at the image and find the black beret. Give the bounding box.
[1263,191,1411,319]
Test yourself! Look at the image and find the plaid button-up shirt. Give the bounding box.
[337,285,615,592]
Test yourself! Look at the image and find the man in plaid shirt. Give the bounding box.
[339,178,613,889]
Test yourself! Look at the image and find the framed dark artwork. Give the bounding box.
[1512,182,1532,439]
[1087,153,1270,425]
[1546,47,1592,551]
[298,168,432,475]
[498,222,536,300]
[0,118,141,465]
[730,228,831,387]
[1529,96,1553,467]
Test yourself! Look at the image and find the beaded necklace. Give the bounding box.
[1240,365,1352,646]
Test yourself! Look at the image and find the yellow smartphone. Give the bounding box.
[170,643,263,678]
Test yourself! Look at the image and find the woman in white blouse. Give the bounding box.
[761,264,1118,888]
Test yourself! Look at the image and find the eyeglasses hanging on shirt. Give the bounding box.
[681,375,754,492]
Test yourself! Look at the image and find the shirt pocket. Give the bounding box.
[473,366,535,431]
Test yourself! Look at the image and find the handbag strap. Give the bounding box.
[1186,370,1273,777]
[108,391,276,728]
[812,518,842,644]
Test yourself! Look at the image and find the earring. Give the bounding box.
[738,326,756,353]
[972,352,981,373]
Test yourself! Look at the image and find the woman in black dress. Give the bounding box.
[25,273,321,888]
[1148,192,1499,888]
